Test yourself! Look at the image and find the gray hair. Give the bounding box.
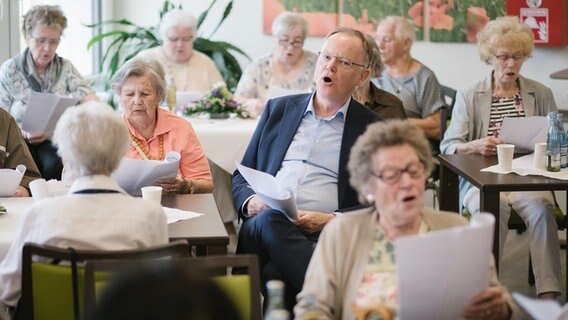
[378,16,416,45]
[159,9,197,41]
[53,101,128,177]
[477,16,534,63]
[326,27,373,68]
[348,120,433,205]
[272,12,308,39]
[363,33,383,77]
[111,58,166,102]
[22,4,67,37]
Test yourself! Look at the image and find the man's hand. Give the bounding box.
[294,210,334,235]
[245,195,269,217]
[23,131,49,144]
[12,186,30,197]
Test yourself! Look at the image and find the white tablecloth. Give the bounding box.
[186,117,258,173]
[0,198,32,261]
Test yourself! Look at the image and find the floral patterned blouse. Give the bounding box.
[234,51,317,101]
[0,57,94,124]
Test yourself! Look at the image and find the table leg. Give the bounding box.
[439,162,459,212]
[480,190,501,273]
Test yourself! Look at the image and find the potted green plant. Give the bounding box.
[86,0,249,93]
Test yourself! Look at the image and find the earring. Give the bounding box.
[366,194,375,203]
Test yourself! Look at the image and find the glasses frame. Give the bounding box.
[30,35,61,47]
[317,52,367,70]
[278,38,304,48]
[493,52,527,63]
[370,161,426,185]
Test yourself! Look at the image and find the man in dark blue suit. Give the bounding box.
[232,28,382,314]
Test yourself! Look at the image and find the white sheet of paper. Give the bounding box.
[0,165,26,196]
[29,178,73,202]
[265,87,310,100]
[499,116,548,153]
[162,206,203,224]
[396,214,494,320]
[112,151,180,195]
[176,91,203,108]
[21,92,79,136]
[236,163,298,220]
[512,293,568,320]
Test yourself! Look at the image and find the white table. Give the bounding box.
[185,117,258,222]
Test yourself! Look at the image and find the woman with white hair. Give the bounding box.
[374,16,445,140]
[235,12,317,116]
[136,9,223,93]
[0,101,167,317]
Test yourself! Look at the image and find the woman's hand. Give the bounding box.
[154,176,185,194]
[459,136,502,156]
[462,287,511,320]
[23,130,49,144]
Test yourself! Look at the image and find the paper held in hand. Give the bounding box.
[112,151,181,195]
[396,214,495,319]
[29,178,73,201]
[0,165,26,196]
[21,92,80,136]
[236,163,298,220]
[513,292,568,320]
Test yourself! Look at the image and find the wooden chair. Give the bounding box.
[19,241,189,320]
[84,254,261,320]
[426,85,457,208]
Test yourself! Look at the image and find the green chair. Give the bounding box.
[20,241,189,320]
[84,254,262,320]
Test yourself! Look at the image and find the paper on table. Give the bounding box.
[236,163,298,220]
[512,293,568,320]
[499,116,548,153]
[265,87,310,100]
[0,165,26,196]
[21,92,79,136]
[112,151,180,195]
[162,206,203,224]
[481,153,568,180]
[396,214,494,320]
[29,179,73,202]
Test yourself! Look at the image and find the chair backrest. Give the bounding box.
[439,85,457,140]
[20,241,189,320]
[84,254,261,320]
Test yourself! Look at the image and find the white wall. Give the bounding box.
[116,0,568,108]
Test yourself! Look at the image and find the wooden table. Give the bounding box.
[163,194,229,256]
[438,154,568,271]
[0,194,228,261]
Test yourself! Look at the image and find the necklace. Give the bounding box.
[129,134,164,160]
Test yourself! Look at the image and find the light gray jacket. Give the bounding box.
[440,73,557,202]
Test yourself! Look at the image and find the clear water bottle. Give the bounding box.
[557,113,568,168]
[266,280,286,317]
[547,112,561,172]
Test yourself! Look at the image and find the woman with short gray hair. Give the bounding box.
[136,9,223,94]
[296,120,517,319]
[235,12,317,116]
[0,101,167,318]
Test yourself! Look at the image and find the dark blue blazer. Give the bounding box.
[232,93,382,221]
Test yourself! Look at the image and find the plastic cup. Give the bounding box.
[141,186,163,204]
[497,144,515,172]
[533,142,547,170]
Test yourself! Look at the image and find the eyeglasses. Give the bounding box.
[493,52,526,63]
[317,52,366,69]
[371,161,425,185]
[278,38,304,48]
[167,36,193,43]
[31,36,60,47]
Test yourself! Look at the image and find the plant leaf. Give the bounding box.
[209,0,233,38]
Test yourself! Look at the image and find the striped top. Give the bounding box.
[487,92,525,137]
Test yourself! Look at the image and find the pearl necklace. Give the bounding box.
[129,134,164,160]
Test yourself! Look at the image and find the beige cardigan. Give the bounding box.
[294,207,519,320]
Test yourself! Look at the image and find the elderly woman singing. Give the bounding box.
[112,58,213,194]
[441,16,560,299]
[296,121,517,320]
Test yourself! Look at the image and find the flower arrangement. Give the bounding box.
[183,82,250,119]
